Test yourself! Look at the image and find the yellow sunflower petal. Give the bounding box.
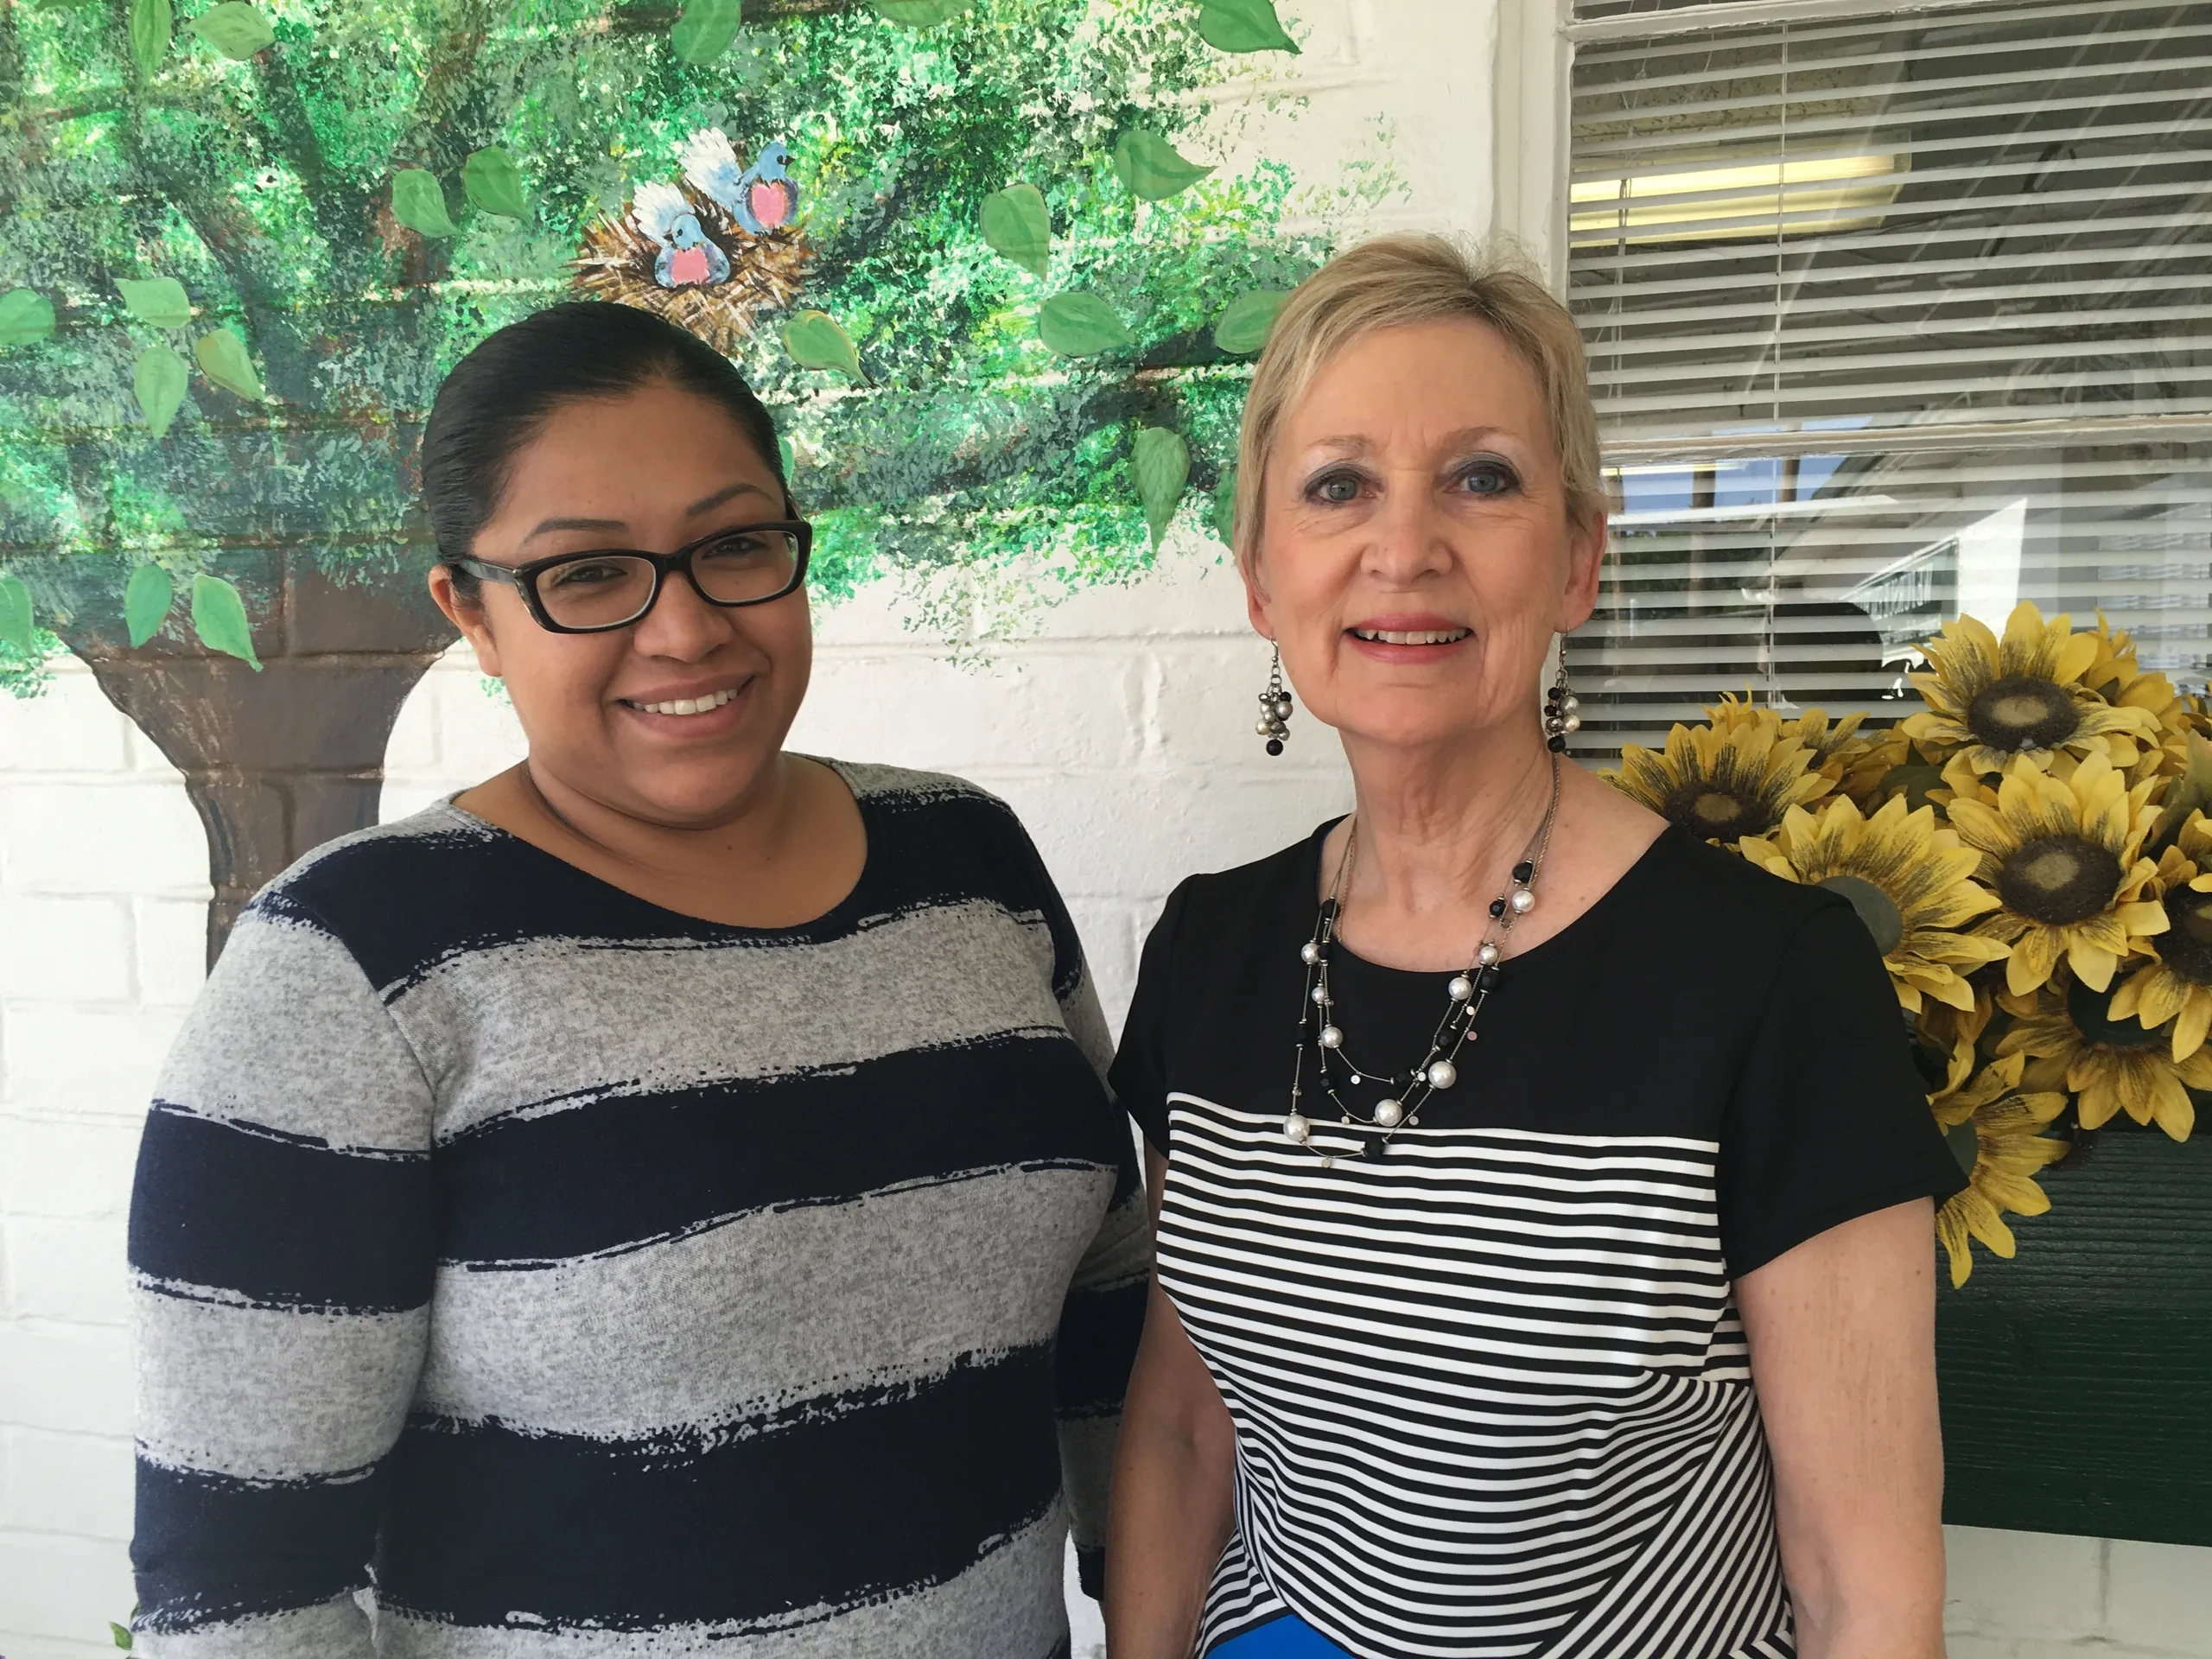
[2008,927,2065,995]
[1936,1199,1975,1287]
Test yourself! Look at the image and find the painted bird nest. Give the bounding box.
[1605,604,2211,1285]
[573,194,810,356]
[571,130,812,357]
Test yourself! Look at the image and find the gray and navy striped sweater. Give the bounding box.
[126,761,1150,1658]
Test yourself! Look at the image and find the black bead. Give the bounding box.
[1361,1134,1389,1160]
[1477,965,1502,991]
[1266,738,1284,756]
[1547,734,1567,752]
[1489,897,1507,918]
[1511,861,1534,883]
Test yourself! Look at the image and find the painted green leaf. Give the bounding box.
[462,147,529,219]
[190,575,261,669]
[1111,130,1213,200]
[187,1,274,59]
[391,168,457,238]
[1211,467,1238,547]
[1133,426,1191,549]
[1037,293,1131,357]
[129,0,171,78]
[670,0,743,64]
[117,276,192,328]
[135,345,190,438]
[193,328,264,400]
[781,310,865,382]
[0,575,34,654]
[0,289,54,347]
[124,563,176,647]
[1198,0,1300,53]
[981,183,1051,279]
[870,0,974,24]
[111,1620,134,1651]
[1212,289,1287,355]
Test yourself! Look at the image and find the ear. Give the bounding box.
[1241,546,1274,643]
[1556,510,1607,634]
[427,565,505,680]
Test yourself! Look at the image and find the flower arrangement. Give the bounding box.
[1608,604,2211,1284]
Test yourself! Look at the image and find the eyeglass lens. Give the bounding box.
[534,530,803,629]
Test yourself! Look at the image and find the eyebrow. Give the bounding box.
[519,480,777,544]
[1300,426,1521,455]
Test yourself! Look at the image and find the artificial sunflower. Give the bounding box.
[1929,1052,2071,1287]
[1607,717,1831,843]
[1943,750,2166,995]
[1738,794,2006,1013]
[1903,601,2158,776]
[2108,812,2212,1059]
[1999,976,2209,1140]
[2084,615,2200,783]
[1921,983,1995,1102]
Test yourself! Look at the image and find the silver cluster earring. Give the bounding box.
[1542,653,1580,753]
[1257,646,1293,756]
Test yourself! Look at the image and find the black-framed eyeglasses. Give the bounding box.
[449,520,812,634]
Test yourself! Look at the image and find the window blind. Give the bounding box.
[1564,0,2212,758]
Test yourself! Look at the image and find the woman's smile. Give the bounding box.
[615,675,756,734]
[1346,612,1474,661]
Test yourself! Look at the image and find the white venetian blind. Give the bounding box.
[1564,0,2212,757]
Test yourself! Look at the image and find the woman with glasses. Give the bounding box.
[125,302,1148,1657]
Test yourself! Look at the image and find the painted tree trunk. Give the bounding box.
[60,553,456,967]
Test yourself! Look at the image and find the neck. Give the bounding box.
[519,752,804,888]
[1338,723,1557,926]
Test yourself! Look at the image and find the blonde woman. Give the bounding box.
[1103,238,1961,1659]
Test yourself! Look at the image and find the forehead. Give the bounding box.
[1277,317,1548,451]
[505,385,779,490]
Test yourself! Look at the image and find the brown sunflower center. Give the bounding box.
[2067,976,2162,1051]
[1997,834,2121,925]
[1664,785,1773,841]
[1819,873,1905,956]
[1967,676,2082,753]
[2159,888,2212,983]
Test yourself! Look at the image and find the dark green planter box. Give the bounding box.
[1936,1123,2212,1546]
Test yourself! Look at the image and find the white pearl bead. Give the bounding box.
[1478,942,1500,965]
[1510,889,1535,914]
[1256,715,1275,736]
[1319,1025,1343,1049]
[1300,941,1321,964]
[1562,713,1581,734]
[1274,697,1294,720]
[1284,1113,1311,1143]
[1312,984,1330,1005]
[1427,1059,1457,1090]
[1374,1098,1404,1128]
[1561,696,1580,713]
[1447,975,1473,1001]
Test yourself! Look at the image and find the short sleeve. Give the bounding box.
[1109,878,1196,1156]
[1719,899,1967,1277]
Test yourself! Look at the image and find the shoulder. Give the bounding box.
[824,758,1033,847]
[1639,827,1861,963]
[246,804,505,944]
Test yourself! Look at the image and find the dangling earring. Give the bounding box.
[1542,651,1580,753]
[1257,645,1293,756]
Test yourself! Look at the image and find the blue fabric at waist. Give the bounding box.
[1212,1612,1358,1658]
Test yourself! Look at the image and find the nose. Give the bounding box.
[1360,472,1455,587]
[628,564,739,663]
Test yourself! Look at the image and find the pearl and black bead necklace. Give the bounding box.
[1286,749,1564,1166]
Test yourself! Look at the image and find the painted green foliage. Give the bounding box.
[0,0,1356,680]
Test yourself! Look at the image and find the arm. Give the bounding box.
[1737,1198,1947,1659]
[130,907,437,1656]
[1056,976,1156,1598]
[1103,1148,1238,1659]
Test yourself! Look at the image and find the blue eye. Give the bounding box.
[1459,459,1519,496]
[1309,470,1363,505]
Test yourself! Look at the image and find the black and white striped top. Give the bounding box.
[1113,825,1961,1659]
[128,762,1149,1657]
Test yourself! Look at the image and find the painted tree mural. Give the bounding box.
[0,0,1343,957]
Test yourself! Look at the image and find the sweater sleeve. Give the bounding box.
[1053,976,1152,1601]
[129,903,437,1656]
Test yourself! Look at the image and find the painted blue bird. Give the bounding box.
[648,208,733,289]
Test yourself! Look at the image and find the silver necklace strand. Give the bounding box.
[1287,750,1564,1166]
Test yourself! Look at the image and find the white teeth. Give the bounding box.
[634,687,738,716]
[1353,627,1471,645]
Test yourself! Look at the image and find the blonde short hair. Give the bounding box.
[1231,233,1605,576]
